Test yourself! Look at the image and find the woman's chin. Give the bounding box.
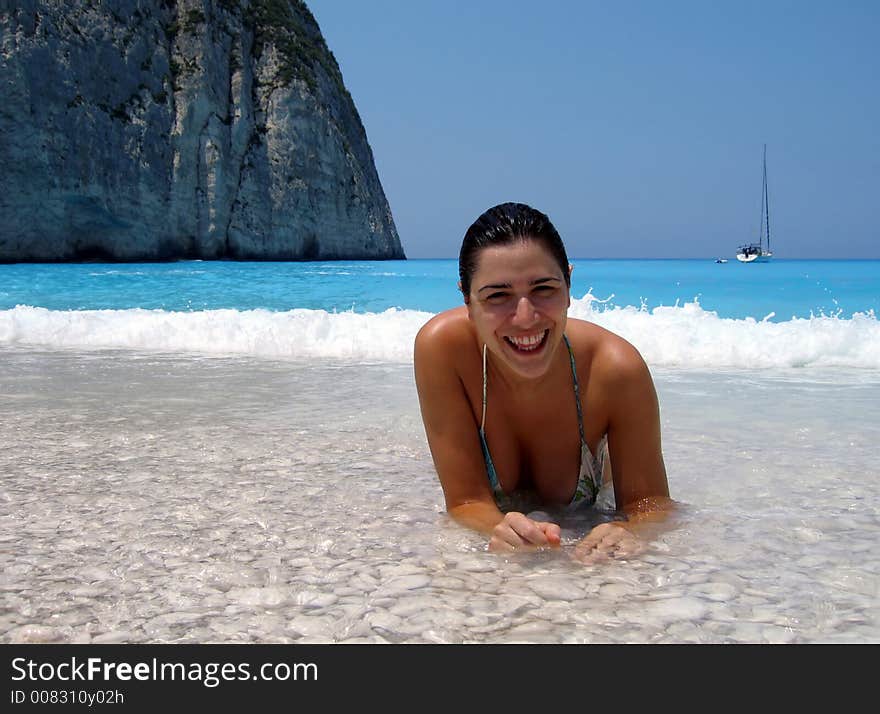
[497,331,557,378]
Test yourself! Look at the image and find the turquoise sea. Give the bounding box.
[1,257,878,644]
[1,258,878,319]
[1,258,878,368]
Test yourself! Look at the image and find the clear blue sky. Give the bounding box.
[307,0,878,259]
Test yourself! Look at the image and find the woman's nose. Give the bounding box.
[512,296,538,326]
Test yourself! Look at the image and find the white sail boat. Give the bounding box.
[736,144,773,263]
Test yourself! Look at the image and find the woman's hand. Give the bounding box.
[488,511,562,552]
[572,522,646,563]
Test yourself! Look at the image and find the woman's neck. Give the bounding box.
[487,335,570,396]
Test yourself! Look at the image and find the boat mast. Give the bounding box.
[756,146,765,249]
[763,144,770,253]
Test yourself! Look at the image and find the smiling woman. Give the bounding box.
[414,202,673,561]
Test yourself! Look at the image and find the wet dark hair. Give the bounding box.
[458,202,571,299]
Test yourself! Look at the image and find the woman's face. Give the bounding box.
[465,239,571,380]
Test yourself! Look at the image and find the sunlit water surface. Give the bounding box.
[1,349,878,643]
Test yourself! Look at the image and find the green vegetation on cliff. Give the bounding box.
[248,0,348,97]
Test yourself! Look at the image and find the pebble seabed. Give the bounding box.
[1,349,878,644]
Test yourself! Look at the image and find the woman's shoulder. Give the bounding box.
[565,318,649,382]
[416,306,471,345]
[414,307,478,367]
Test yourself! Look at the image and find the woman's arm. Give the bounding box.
[414,315,561,549]
[603,340,670,512]
[414,315,502,530]
[573,338,675,561]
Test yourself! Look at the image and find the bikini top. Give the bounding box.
[478,334,610,510]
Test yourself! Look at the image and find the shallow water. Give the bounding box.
[1,349,878,643]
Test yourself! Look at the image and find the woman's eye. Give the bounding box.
[485,293,510,304]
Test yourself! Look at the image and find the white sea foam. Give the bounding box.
[568,294,880,369]
[1,298,878,369]
[0,305,434,362]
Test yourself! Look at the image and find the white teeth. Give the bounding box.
[506,330,547,351]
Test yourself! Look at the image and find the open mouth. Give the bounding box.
[503,329,549,353]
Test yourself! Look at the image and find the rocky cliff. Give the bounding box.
[0,0,404,261]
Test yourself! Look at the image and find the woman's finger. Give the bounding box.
[489,513,562,552]
[507,513,553,547]
[575,523,618,553]
[487,535,516,552]
[540,522,562,547]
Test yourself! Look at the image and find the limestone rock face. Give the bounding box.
[0,0,404,261]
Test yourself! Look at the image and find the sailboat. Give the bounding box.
[736,144,773,263]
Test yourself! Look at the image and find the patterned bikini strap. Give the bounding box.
[562,334,587,443]
[481,343,488,432]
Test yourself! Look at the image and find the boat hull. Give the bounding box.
[736,246,772,263]
[736,252,772,263]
